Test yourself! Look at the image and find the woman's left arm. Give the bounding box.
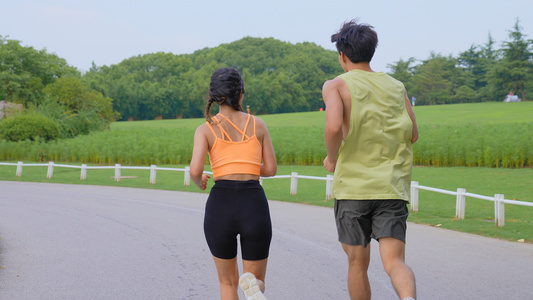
[257,118,277,177]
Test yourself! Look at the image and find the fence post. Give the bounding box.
[290,172,298,195]
[326,174,334,201]
[410,181,419,212]
[16,161,23,177]
[456,188,466,219]
[81,164,87,180]
[494,194,505,227]
[150,165,157,184]
[114,164,121,182]
[47,161,54,179]
[184,166,190,186]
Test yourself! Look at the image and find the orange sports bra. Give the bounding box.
[206,113,262,178]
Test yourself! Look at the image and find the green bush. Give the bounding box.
[29,98,111,139]
[0,113,59,142]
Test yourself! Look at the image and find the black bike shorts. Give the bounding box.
[203,180,272,260]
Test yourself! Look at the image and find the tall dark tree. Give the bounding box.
[473,34,500,101]
[387,57,416,93]
[410,53,458,105]
[487,19,532,101]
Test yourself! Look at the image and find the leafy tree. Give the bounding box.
[387,57,416,93]
[410,53,457,105]
[476,35,501,101]
[76,20,529,115]
[87,37,342,120]
[458,34,500,102]
[453,85,477,103]
[0,35,78,106]
[44,77,118,122]
[280,52,321,111]
[34,77,119,138]
[487,19,532,101]
[457,45,482,102]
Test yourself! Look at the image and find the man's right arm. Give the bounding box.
[322,78,345,172]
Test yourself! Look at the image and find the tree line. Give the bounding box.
[82,37,341,120]
[389,20,532,105]
[1,19,531,130]
[0,36,117,141]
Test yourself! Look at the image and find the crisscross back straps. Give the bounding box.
[206,116,230,141]
[216,113,252,142]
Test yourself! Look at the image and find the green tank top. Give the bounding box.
[332,69,413,201]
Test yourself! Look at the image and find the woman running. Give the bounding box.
[190,67,277,300]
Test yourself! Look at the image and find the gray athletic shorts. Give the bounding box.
[334,199,409,247]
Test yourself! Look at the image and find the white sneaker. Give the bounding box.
[239,272,267,300]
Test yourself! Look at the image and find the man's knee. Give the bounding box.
[378,237,408,274]
[382,257,407,275]
[342,243,370,267]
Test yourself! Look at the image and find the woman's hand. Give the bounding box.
[200,174,211,190]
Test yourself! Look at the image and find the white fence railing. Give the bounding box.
[2,161,531,227]
[410,181,533,227]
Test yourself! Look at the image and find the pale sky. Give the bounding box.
[2,0,532,73]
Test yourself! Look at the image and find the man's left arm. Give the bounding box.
[404,93,418,144]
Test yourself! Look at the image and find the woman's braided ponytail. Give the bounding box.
[204,68,245,124]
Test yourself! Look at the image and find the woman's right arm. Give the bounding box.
[190,125,210,190]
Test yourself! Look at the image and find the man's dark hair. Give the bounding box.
[331,19,378,63]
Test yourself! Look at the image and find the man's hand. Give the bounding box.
[323,156,337,173]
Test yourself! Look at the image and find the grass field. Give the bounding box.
[1,102,532,242]
[2,102,532,167]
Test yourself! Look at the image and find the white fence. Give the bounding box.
[410,181,533,227]
[2,161,531,227]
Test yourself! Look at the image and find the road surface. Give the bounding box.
[1,181,532,299]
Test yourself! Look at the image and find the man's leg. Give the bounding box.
[341,243,372,300]
[378,237,416,299]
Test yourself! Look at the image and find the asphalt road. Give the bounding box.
[1,181,532,299]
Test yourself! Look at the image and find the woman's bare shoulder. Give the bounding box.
[252,115,268,129]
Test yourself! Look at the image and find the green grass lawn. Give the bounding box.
[410,101,533,125]
[109,101,533,129]
[2,102,532,167]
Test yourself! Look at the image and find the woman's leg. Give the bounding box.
[242,258,268,292]
[204,182,240,299]
[238,182,271,297]
[212,256,239,300]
